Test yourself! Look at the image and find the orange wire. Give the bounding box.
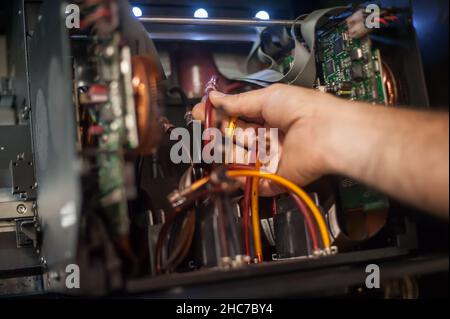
[251,158,263,262]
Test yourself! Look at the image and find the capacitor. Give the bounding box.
[351,48,364,61]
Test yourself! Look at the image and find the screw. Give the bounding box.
[17,204,27,214]
[21,107,30,119]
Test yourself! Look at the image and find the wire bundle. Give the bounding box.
[160,164,334,270]
[155,79,334,274]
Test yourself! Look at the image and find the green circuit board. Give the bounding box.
[317,22,389,213]
[318,23,387,104]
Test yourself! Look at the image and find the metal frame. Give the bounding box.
[126,249,448,298]
[28,0,81,268]
[139,16,301,27]
[0,0,38,275]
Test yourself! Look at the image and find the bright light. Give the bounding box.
[132,6,142,17]
[194,8,208,18]
[255,10,270,20]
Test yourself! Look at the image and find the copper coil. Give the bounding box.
[131,55,163,155]
[382,61,398,106]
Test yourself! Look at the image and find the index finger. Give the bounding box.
[209,88,270,122]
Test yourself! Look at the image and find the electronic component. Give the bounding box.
[0,0,436,299]
[317,19,394,246]
[351,48,364,61]
[333,37,345,55]
[318,21,388,104]
[325,59,336,76]
[325,81,353,97]
[131,55,163,155]
[274,195,311,259]
[350,64,364,80]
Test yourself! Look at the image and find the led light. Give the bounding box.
[255,10,270,20]
[132,6,143,17]
[194,8,208,19]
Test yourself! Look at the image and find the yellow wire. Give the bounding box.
[251,159,263,262]
[225,117,238,137]
[226,117,266,260]
[226,170,331,249]
[225,117,238,164]
[189,177,209,192]
[186,170,331,248]
[184,168,331,249]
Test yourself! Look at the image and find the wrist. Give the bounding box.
[310,93,349,176]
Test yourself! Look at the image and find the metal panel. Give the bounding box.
[126,249,448,298]
[0,125,38,273]
[0,201,33,219]
[0,231,40,272]
[28,0,80,267]
[0,274,43,296]
[7,0,30,119]
[0,125,35,196]
[0,125,32,170]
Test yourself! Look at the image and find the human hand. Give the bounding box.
[192,83,341,195]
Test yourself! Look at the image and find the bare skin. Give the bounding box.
[192,84,449,219]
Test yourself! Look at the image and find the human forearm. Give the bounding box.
[316,99,449,218]
[193,84,449,218]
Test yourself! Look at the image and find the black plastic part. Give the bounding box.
[196,201,220,268]
[274,196,310,259]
